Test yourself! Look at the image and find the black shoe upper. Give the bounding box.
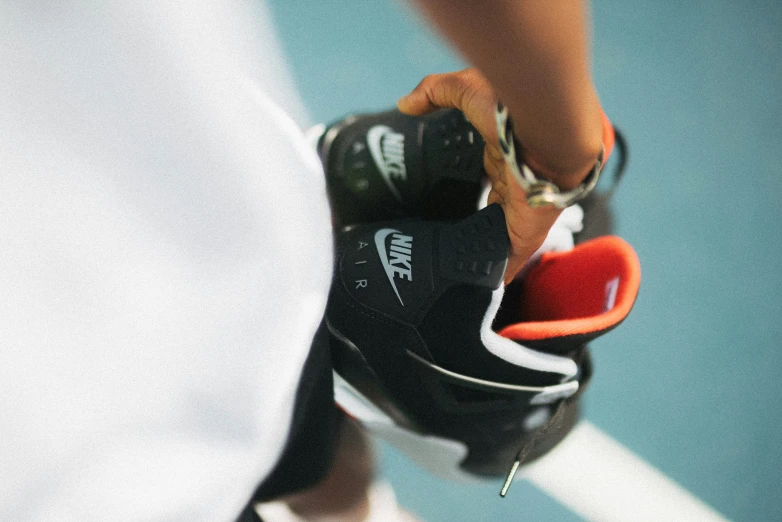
[318,108,486,227]
[327,204,589,476]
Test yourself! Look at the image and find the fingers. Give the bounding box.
[484,143,506,187]
[502,204,562,285]
[397,68,499,144]
[395,76,441,115]
[484,145,563,284]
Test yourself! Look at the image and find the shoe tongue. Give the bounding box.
[494,236,640,355]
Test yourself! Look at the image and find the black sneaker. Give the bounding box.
[325,204,640,484]
[310,107,629,237]
[310,108,487,227]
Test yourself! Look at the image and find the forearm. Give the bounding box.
[408,0,603,188]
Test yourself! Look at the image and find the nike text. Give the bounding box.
[374,228,414,306]
[388,234,413,281]
[367,125,407,201]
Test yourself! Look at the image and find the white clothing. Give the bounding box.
[0,1,332,520]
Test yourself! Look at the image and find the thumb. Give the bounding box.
[397,68,499,144]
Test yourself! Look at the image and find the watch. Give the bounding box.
[495,102,604,209]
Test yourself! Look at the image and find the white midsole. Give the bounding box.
[333,372,486,484]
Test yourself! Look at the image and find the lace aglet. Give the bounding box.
[499,458,521,498]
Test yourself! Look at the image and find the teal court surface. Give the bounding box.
[266,1,782,520]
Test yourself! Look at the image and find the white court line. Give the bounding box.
[522,422,731,522]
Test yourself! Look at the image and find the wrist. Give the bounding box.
[522,137,603,191]
[495,102,604,209]
[517,105,605,190]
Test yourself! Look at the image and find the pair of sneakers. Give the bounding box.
[313,108,640,490]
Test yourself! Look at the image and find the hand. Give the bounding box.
[397,68,563,284]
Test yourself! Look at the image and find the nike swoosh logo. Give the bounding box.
[374,227,405,306]
[366,125,403,202]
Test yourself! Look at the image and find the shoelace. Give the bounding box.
[499,399,569,497]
